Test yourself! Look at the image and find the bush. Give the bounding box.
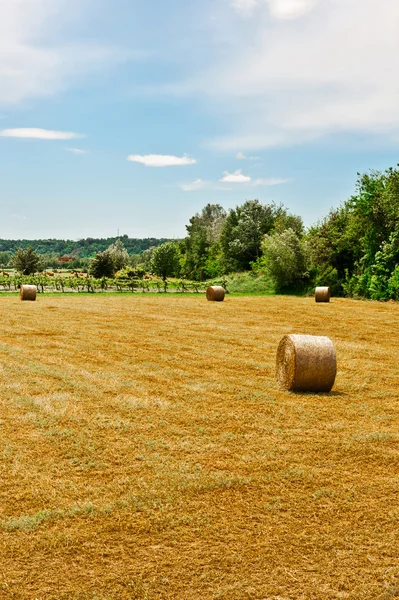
[89,251,115,278]
[388,265,399,300]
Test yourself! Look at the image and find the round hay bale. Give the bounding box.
[206,286,225,302]
[20,284,37,302]
[315,286,330,302]
[276,334,336,392]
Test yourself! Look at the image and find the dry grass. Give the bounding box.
[0,295,398,600]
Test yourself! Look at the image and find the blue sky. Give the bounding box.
[1,0,399,240]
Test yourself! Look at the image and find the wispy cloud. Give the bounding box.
[10,214,26,220]
[169,0,399,151]
[219,169,251,183]
[230,0,261,16]
[127,154,196,167]
[1,128,81,140]
[236,151,260,160]
[180,173,289,191]
[0,0,130,107]
[252,177,290,186]
[67,148,87,154]
[179,179,232,192]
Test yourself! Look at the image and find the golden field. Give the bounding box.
[0,294,398,600]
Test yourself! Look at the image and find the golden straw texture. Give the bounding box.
[206,286,225,302]
[19,285,37,302]
[315,286,331,302]
[276,333,336,392]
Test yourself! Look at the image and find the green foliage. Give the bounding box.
[220,200,275,272]
[257,229,308,292]
[388,265,399,300]
[219,200,303,273]
[107,239,130,271]
[89,251,115,278]
[313,265,342,297]
[0,251,11,267]
[0,235,171,258]
[180,204,226,280]
[150,242,180,281]
[224,272,274,295]
[11,247,42,275]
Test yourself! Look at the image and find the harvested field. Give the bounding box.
[0,295,398,600]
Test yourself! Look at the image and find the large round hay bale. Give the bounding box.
[276,334,336,392]
[206,286,225,302]
[20,284,37,301]
[315,286,330,302]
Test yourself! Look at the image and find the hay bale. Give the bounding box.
[206,286,225,302]
[315,286,330,302]
[20,284,37,301]
[276,334,336,392]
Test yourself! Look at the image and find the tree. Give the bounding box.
[220,200,276,272]
[89,250,115,278]
[107,238,129,271]
[150,242,180,281]
[12,248,42,275]
[181,204,226,280]
[0,251,11,268]
[259,229,308,292]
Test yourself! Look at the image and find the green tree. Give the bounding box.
[11,248,42,275]
[89,251,115,278]
[220,200,277,272]
[181,204,226,280]
[107,238,130,271]
[307,165,399,297]
[0,251,11,268]
[151,242,180,281]
[259,229,308,292]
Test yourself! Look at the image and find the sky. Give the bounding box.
[1,0,399,240]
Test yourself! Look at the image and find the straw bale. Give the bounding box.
[20,284,37,302]
[206,286,225,302]
[315,286,330,302]
[276,334,336,392]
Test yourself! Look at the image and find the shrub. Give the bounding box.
[89,251,115,278]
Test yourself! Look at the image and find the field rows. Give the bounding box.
[0,295,398,599]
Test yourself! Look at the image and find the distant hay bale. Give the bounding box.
[20,285,37,302]
[276,334,336,392]
[206,286,225,302]
[315,286,330,302]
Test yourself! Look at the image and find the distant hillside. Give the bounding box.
[0,235,173,257]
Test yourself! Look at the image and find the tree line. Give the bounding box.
[2,165,399,300]
[0,235,170,264]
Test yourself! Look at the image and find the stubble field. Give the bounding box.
[0,294,398,600]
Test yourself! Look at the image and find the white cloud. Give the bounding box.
[179,179,232,192]
[231,0,261,16]
[0,128,81,140]
[10,213,26,220]
[231,0,318,19]
[127,154,196,167]
[67,147,87,154]
[171,0,399,151]
[267,0,319,20]
[236,151,261,160]
[219,169,251,183]
[180,179,208,191]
